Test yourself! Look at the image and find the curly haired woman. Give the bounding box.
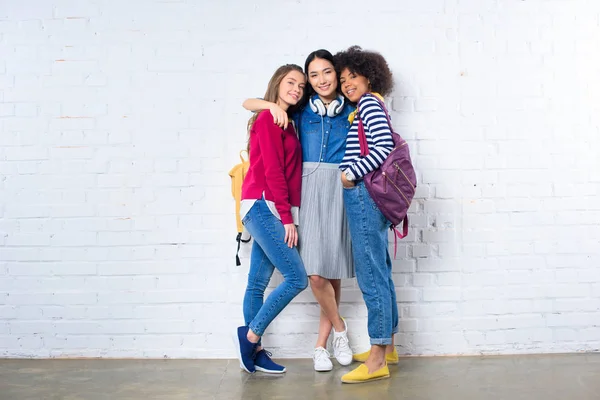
[334,46,399,384]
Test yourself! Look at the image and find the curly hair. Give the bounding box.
[334,46,394,97]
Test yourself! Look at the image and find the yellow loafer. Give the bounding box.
[352,348,399,365]
[341,363,390,384]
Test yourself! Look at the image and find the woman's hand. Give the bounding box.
[269,104,288,128]
[341,172,355,188]
[283,224,298,248]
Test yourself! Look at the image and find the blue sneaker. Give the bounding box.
[234,326,258,373]
[254,349,286,374]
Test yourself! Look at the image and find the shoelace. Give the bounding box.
[314,347,331,361]
[333,335,352,354]
[261,350,273,358]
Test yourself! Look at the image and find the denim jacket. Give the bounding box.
[293,95,355,165]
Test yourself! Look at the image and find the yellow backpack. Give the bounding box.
[228,150,251,265]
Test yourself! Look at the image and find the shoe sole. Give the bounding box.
[314,365,333,372]
[341,374,390,384]
[231,331,254,374]
[335,357,353,366]
[255,366,286,374]
[352,358,399,365]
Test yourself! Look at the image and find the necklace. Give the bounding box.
[320,96,336,106]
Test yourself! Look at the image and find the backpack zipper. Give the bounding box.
[382,171,387,192]
[386,141,408,156]
[384,173,410,204]
[394,163,415,192]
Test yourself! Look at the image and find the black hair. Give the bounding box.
[303,49,336,98]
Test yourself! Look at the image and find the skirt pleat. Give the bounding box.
[298,162,355,279]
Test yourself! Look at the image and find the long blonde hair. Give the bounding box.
[247,64,305,149]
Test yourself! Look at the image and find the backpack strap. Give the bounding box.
[356,94,394,157]
[235,231,252,266]
[234,150,251,266]
[391,216,409,258]
[356,103,370,157]
[236,233,243,266]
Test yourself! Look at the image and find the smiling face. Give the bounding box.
[277,70,306,111]
[339,68,370,103]
[307,57,338,102]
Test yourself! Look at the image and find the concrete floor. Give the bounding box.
[0,354,598,400]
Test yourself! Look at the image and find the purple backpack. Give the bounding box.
[357,95,417,242]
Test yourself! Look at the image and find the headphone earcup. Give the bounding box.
[309,97,326,116]
[326,96,345,117]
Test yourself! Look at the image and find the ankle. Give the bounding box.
[332,317,346,333]
[366,345,385,361]
[365,359,386,372]
[247,329,260,344]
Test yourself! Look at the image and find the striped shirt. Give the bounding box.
[339,94,394,180]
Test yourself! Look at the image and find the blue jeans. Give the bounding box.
[343,181,399,345]
[242,200,308,336]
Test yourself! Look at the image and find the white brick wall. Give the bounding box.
[1,0,599,358]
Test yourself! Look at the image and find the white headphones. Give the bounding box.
[309,95,345,117]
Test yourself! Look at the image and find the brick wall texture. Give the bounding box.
[1,0,599,358]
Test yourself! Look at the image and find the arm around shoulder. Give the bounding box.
[243,98,288,129]
[243,98,274,112]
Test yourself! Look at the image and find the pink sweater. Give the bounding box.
[241,111,302,225]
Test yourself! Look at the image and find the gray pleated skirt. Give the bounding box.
[298,162,355,279]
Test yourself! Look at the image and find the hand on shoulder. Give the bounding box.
[256,109,288,130]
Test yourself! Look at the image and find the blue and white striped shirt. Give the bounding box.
[339,94,394,180]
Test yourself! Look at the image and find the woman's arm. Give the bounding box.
[254,115,294,225]
[242,98,273,112]
[346,96,394,180]
[242,98,288,128]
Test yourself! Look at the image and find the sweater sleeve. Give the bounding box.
[347,96,394,180]
[255,113,293,224]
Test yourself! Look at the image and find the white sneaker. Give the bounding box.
[332,318,353,366]
[313,346,333,372]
